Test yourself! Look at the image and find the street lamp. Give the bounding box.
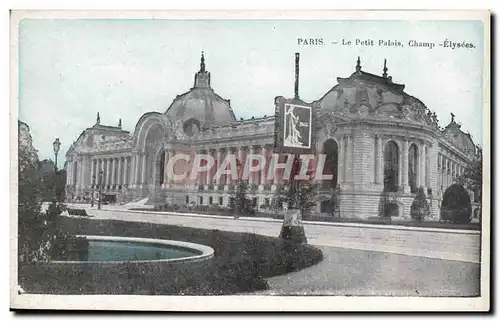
[97,171,103,210]
[52,138,61,201]
[53,138,61,171]
[91,174,96,207]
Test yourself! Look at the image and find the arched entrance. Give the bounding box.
[383,202,399,217]
[320,199,335,215]
[143,123,166,191]
[322,139,338,189]
[384,141,399,192]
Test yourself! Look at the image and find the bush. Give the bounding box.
[410,187,430,221]
[229,180,255,216]
[440,184,472,224]
[18,143,52,263]
[50,233,89,261]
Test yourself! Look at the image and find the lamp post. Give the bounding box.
[53,138,61,171]
[97,171,103,210]
[91,174,96,207]
[52,138,61,201]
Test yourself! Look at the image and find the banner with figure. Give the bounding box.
[283,104,312,149]
[274,96,317,155]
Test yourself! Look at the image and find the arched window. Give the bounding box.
[408,143,418,193]
[384,141,399,192]
[322,139,339,189]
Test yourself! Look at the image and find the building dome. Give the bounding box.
[318,57,439,130]
[442,113,477,156]
[164,52,236,134]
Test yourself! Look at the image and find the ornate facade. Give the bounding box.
[65,54,480,220]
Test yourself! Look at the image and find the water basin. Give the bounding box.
[52,235,214,264]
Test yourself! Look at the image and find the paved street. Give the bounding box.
[62,204,481,296]
[256,246,479,296]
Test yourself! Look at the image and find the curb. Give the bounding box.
[99,208,480,235]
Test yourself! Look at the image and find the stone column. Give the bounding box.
[238,147,244,183]
[402,139,409,192]
[89,159,95,188]
[76,159,82,190]
[377,135,384,185]
[446,159,453,187]
[106,158,111,187]
[117,157,123,187]
[68,161,73,186]
[111,158,116,189]
[260,145,267,186]
[215,148,222,187]
[444,157,448,188]
[131,154,138,187]
[122,157,130,186]
[345,135,352,183]
[66,161,71,186]
[134,154,140,187]
[427,143,440,220]
[420,144,426,189]
[207,149,214,186]
[249,146,255,185]
[167,150,174,186]
[338,136,344,184]
[141,154,147,187]
[162,150,168,188]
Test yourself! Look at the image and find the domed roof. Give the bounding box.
[318,57,439,130]
[165,52,236,130]
[442,113,476,156]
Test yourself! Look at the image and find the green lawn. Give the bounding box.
[19,217,323,295]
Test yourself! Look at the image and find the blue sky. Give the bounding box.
[18,19,485,163]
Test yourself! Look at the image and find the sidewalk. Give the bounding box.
[66,203,480,235]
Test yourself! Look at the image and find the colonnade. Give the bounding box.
[438,153,465,192]
[89,156,131,189]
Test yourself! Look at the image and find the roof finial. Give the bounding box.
[383,58,388,78]
[118,118,122,128]
[451,112,455,123]
[96,112,100,124]
[200,51,205,72]
[356,56,362,72]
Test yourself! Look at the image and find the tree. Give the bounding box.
[457,148,482,206]
[38,159,67,202]
[18,144,51,263]
[440,184,472,224]
[270,183,285,212]
[284,177,318,219]
[410,187,430,221]
[230,179,255,217]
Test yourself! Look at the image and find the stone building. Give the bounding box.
[65,53,480,220]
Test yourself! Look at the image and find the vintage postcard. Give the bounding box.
[10,10,490,311]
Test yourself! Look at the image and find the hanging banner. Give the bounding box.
[274,96,318,155]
